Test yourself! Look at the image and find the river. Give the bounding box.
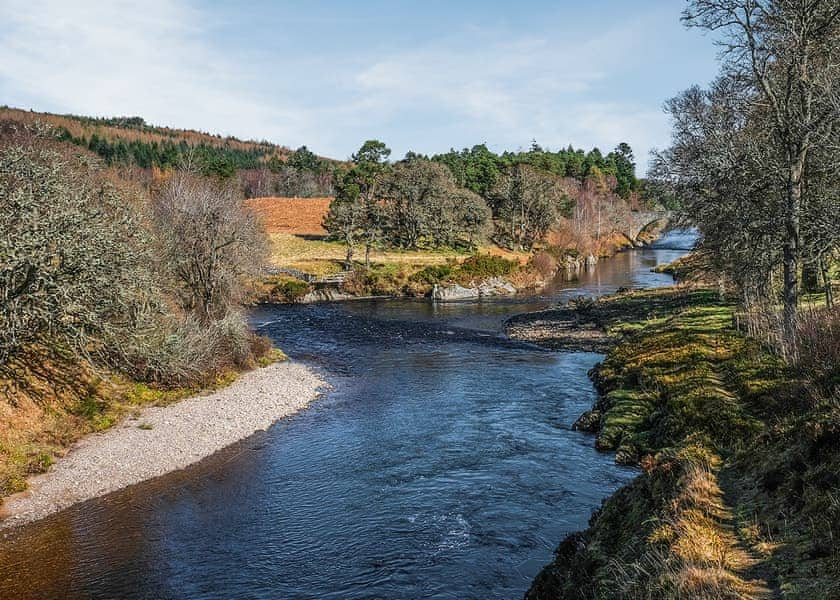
[0,230,696,599]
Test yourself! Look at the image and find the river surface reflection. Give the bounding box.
[0,230,696,599]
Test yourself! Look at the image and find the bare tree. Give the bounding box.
[489,164,572,250]
[683,0,840,348]
[153,173,269,324]
[656,79,786,298]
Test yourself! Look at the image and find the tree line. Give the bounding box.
[324,139,647,265]
[653,0,839,357]
[433,141,639,199]
[59,126,334,190]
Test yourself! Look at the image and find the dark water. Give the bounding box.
[0,230,695,600]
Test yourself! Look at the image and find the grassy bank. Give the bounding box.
[511,288,839,599]
[259,232,543,301]
[266,232,529,276]
[260,229,650,303]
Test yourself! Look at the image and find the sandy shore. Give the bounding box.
[0,361,326,530]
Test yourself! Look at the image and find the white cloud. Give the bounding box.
[0,0,676,171]
[354,36,603,127]
[0,0,309,143]
[345,24,667,170]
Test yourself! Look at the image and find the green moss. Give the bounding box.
[0,442,58,497]
[527,286,833,599]
[454,254,518,282]
[591,299,776,457]
[258,348,287,367]
[124,382,181,406]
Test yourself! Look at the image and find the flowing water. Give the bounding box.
[0,230,696,599]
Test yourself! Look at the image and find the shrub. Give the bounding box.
[152,173,269,324]
[454,254,518,283]
[531,251,559,278]
[0,141,164,397]
[409,264,454,285]
[342,264,411,297]
[270,277,311,303]
[796,307,840,392]
[118,309,269,388]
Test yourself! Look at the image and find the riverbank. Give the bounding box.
[505,286,715,351]
[0,361,326,530]
[508,287,839,598]
[258,229,671,305]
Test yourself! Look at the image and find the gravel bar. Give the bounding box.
[0,361,326,529]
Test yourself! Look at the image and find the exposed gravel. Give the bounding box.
[504,308,615,352]
[0,361,326,529]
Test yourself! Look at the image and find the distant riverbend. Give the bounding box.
[0,231,695,599]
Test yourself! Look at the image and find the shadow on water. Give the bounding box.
[0,230,696,600]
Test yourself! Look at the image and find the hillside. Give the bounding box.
[0,106,338,196]
[0,106,290,164]
[0,106,340,175]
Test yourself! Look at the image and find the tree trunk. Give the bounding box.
[802,262,820,292]
[365,243,371,268]
[820,256,834,308]
[781,166,802,356]
[345,242,354,270]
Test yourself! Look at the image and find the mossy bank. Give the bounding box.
[507,287,839,599]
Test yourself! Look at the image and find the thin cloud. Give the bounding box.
[0,0,707,171]
[0,0,306,143]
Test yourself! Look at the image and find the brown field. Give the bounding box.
[245,197,333,236]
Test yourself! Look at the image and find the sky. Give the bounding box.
[0,0,720,173]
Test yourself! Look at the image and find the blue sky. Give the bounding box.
[0,0,719,172]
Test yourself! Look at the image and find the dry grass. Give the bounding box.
[606,451,773,600]
[0,360,115,498]
[267,232,490,276]
[665,462,771,598]
[245,196,333,236]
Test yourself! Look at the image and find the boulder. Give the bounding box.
[433,278,518,302]
[478,277,517,297]
[573,410,602,433]
[300,288,355,303]
[432,284,480,301]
